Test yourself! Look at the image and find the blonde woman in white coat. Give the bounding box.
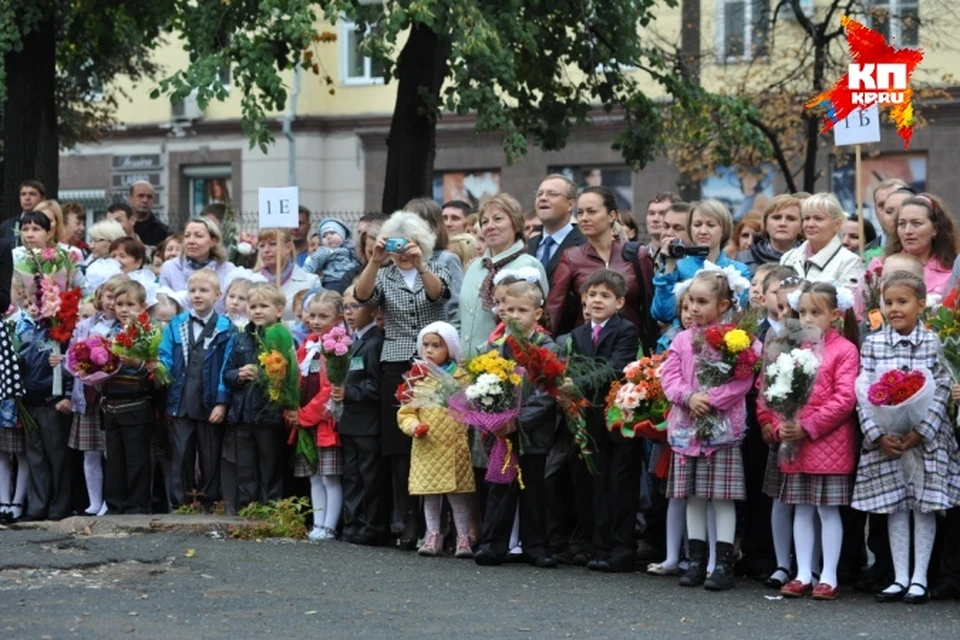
[256,228,320,321]
[780,192,864,290]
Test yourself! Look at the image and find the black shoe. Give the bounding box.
[531,555,558,569]
[679,539,708,587]
[474,549,502,566]
[591,559,635,573]
[0,505,11,525]
[932,582,960,601]
[634,539,662,564]
[903,583,929,605]
[763,567,791,589]
[573,552,593,566]
[586,557,606,571]
[554,549,577,565]
[704,541,736,591]
[345,533,381,547]
[875,582,908,603]
[505,552,530,564]
[397,537,418,552]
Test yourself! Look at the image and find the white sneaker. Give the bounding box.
[308,527,325,542]
[318,527,337,540]
[96,502,108,517]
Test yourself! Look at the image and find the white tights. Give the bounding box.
[0,452,28,515]
[885,510,936,597]
[661,498,717,571]
[82,451,104,515]
[794,504,842,587]
[310,474,343,531]
[423,493,471,537]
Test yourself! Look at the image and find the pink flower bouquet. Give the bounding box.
[320,326,353,419]
[65,335,120,385]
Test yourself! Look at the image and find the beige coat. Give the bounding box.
[397,368,475,495]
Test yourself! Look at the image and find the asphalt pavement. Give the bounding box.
[0,526,957,639]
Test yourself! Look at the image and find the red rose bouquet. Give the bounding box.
[112,311,171,385]
[65,335,120,385]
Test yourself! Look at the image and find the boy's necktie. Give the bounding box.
[591,324,602,347]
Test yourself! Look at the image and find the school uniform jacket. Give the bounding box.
[567,315,640,438]
[158,311,236,417]
[338,326,384,438]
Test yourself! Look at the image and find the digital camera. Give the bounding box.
[666,240,710,259]
[384,237,408,253]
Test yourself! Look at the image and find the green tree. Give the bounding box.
[0,0,171,216]
[156,0,764,213]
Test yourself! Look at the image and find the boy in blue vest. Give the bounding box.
[159,270,236,510]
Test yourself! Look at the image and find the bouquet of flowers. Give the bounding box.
[112,311,171,385]
[448,350,524,485]
[256,324,308,460]
[762,321,822,463]
[65,335,120,385]
[927,285,960,384]
[318,326,352,420]
[395,360,462,408]
[856,366,936,490]
[691,316,760,444]
[505,330,612,474]
[606,354,670,438]
[16,245,83,395]
[858,264,885,334]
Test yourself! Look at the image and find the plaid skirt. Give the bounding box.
[292,446,343,478]
[667,446,745,501]
[0,427,25,454]
[779,472,853,506]
[762,447,780,499]
[68,411,105,452]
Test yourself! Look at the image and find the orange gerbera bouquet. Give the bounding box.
[606,354,670,438]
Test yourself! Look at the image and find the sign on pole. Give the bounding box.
[834,104,881,259]
[258,187,299,229]
[258,186,299,284]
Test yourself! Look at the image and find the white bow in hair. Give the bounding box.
[493,266,541,286]
[672,261,752,304]
[832,283,855,312]
[299,340,322,377]
[787,289,803,312]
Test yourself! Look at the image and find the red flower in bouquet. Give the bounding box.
[866,369,926,407]
[111,311,170,384]
[66,335,120,384]
[704,325,727,350]
[49,288,82,343]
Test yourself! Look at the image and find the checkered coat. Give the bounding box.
[852,324,960,513]
[357,259,451,364]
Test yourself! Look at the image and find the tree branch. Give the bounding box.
[747,114,798,193]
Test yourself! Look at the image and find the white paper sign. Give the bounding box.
[258,187,299,229]
[834,104,881,146]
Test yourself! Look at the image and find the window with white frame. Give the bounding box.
[341,22,385,85]
[716,0,770,61]
[870,0,919,47]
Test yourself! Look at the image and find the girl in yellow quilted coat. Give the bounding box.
[397,321,475,558]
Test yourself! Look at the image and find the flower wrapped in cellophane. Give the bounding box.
[448,350,524,485]
[762,320,822,464]
[65,335,120,385]
[606,354,670,438]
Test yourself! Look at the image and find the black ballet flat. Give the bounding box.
[763,567,790,589]
[903,583,929,605]
[875,582,908,603]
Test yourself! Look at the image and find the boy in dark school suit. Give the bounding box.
[564,269,640,573]
[158,269,237,510]
[334,286,386,545]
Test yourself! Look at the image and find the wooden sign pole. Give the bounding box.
[855,144,865,260]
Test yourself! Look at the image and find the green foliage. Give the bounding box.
[154,0,761,170]
[234,497,311,540]
[0,0,173,148]
[173,504,200,515]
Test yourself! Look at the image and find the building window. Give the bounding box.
[870,0,919,47]
[341,21,384,85]
[183,165,232,216]
[717,0,770,61]
[218,65,231,89]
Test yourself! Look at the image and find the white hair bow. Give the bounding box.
[672,261,752,308]
[493,266,541,286]
[832,283,855,312]
[299,340,322,377]
[787,288,803,312]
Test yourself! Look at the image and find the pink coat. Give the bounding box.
[661,327,758,456]
[758,330,859,475]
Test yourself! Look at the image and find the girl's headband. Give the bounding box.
[493,266,542,287]
[673,261,751,310]
[787,282,854,312]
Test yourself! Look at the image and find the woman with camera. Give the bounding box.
[544,186,646,338]
[353,211,453,550]
[651,199,751,323]
[460,194,547,358]
[736,194,804,275]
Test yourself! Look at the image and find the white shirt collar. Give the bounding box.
[354,322,376,339]
[591,318,610,330]
[542,222,574,247]
[192,309,216,324]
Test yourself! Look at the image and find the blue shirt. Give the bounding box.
[651,253,752,323]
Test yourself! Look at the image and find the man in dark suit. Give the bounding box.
[337,288,386,545]
[563,269,641,572]
[526,173,586,305]
[0,180,45,244]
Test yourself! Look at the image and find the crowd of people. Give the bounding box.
[2,173,960,605]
